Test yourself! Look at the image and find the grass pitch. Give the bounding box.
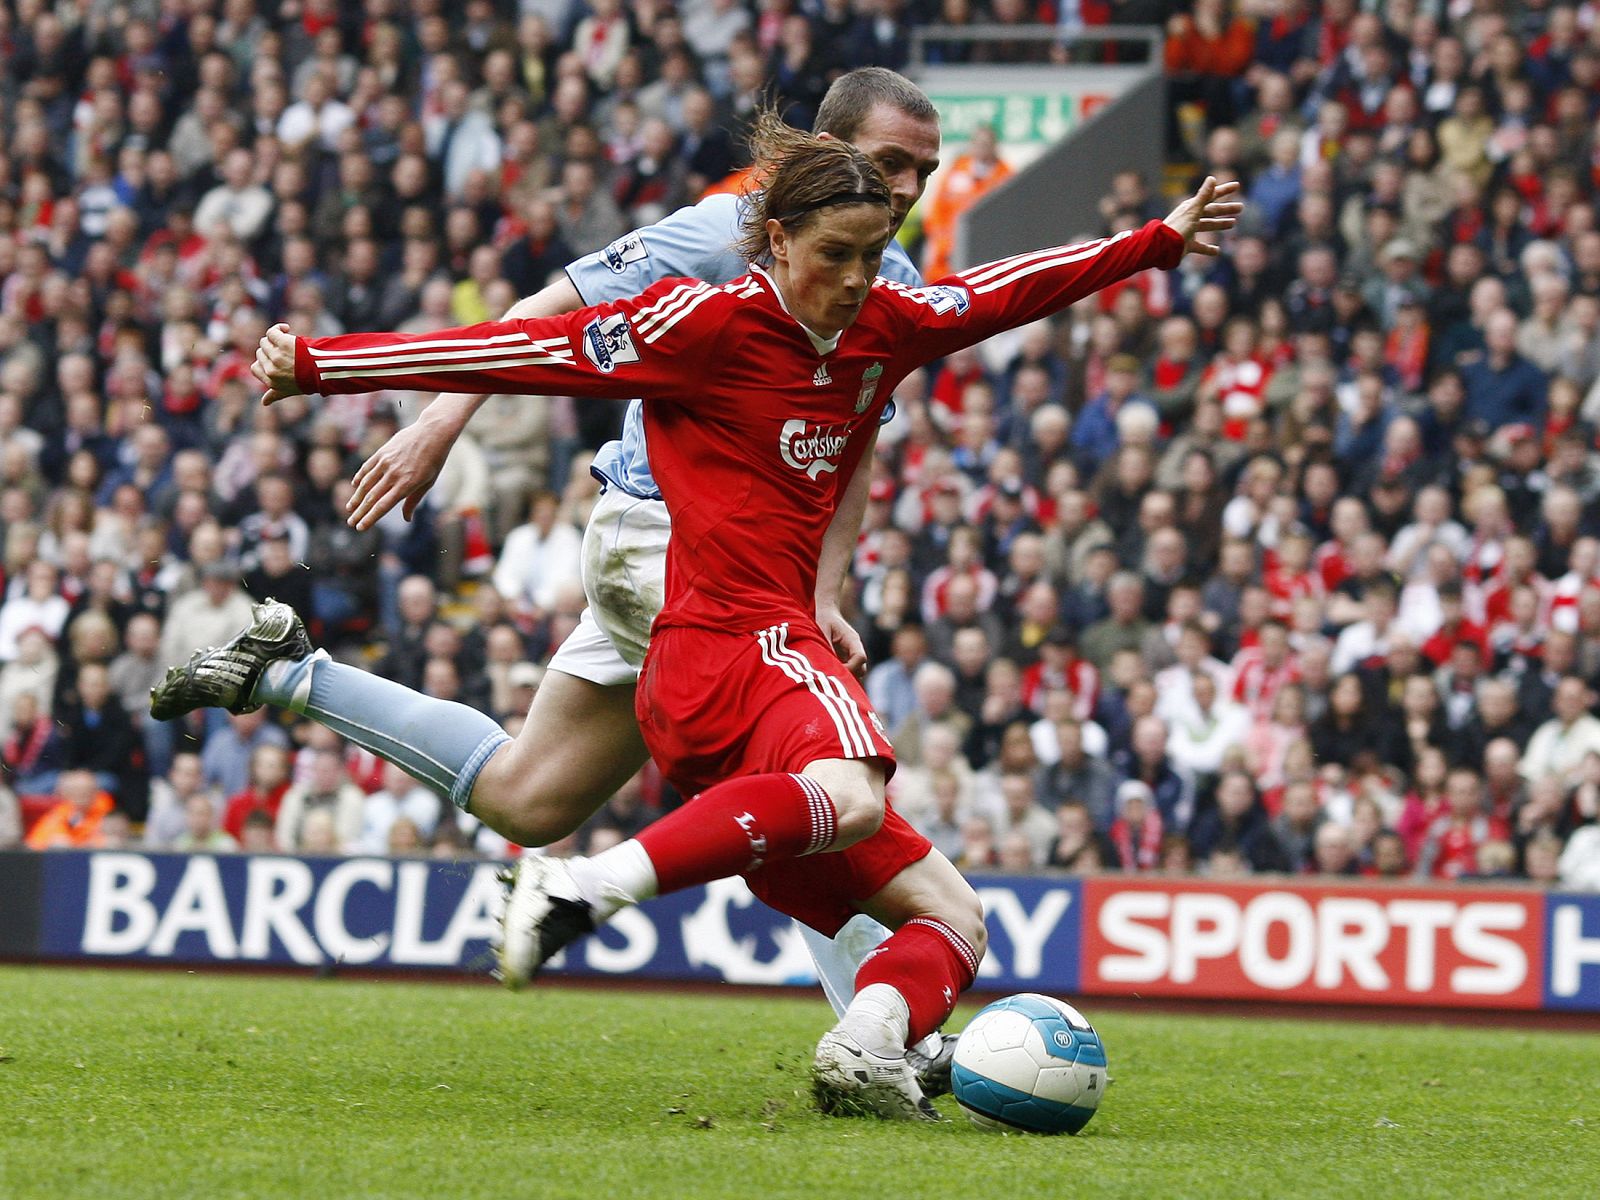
[2,966,1595,1199]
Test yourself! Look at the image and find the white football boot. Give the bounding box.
[496,856,598,989]
[812,1025,943,1121]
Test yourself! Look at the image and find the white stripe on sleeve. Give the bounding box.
[319,353,574,381]
[642,287,719,344]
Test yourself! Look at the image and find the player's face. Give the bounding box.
[768,204,894,338]
[840,104,941,233]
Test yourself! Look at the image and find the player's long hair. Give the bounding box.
[734,109,892,264]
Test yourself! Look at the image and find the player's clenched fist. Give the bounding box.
[251,324,304,406]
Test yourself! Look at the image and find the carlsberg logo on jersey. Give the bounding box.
[779,419,849,479]
[582,313,640,373]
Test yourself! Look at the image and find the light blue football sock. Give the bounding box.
[800,914,894,1018]
[801,914,946,1055]
[254,652,510,811]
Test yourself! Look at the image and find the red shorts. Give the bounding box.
[744,804,931,936]
[637,620,929,936]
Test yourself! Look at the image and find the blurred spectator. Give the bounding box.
[193,149,273,243]
[978,771,1056,865]
[891,661,971,768]
[221,743,293,843]
[1035,716,1116,828]
[920,123,1011,282]
[161,562,256,674]
[491,490,582,623]
[865,623,929,735]
[1272,778,1323,873]
[297,807,342,855]
[1417,768,1511,880]
[907,765,974,863]
[1108,779,1163,871]
[1311,821,1359,878]
[549,159,627,255]
[145,752,213,849]
[1164,662,1249,779]
[238,809,277,854]
[1523,678,1600,786]
[1045,801,1119,872]
[500,199,575,298]
[274,747,365,853]
[1081,572,1152,671]
[1464,309,1548,431]
[0,562,70,659]
[24,770,115,850]
[56,662,146,820]
[1188,771,1289,872]
[172,792,239,852]
[955,812,995,872]
[359,762,443,856]
[1165,0,1254,150]
[1114,715,1195,830]
[203,709,291,800]
[0,628,60,724]
[5,692,61,796]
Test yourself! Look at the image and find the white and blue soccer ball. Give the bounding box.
[950,994,1108,1135]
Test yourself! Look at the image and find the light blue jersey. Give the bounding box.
[568,192,923,499]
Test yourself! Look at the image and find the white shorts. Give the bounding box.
[546,487,670,687]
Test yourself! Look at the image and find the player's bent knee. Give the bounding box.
[955,897,989,961]
[801,758,886,849]
[898,854,988,958]
[832,789,885,847]
[468,750,598,846]
[935,872,988,959]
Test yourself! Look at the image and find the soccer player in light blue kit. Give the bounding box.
[342,70,951,1079]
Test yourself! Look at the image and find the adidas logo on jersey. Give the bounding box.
[812,363,832,386]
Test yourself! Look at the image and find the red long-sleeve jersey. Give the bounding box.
[295,219,1184,634]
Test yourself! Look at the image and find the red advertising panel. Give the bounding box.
[1080,879,1545,1009]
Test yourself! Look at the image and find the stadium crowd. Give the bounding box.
[3,0,1600,893]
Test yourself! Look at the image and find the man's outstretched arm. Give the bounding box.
[253,278,726,433]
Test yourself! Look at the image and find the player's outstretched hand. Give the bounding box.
[347,416,455,530]
[252,324,304,406]
[1162,176,1244,259]
[817,605,867,678]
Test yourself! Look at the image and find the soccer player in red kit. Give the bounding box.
[178,115,1238,1119]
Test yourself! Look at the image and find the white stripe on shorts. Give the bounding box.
[770,624,880,757]
[755,623,875,759]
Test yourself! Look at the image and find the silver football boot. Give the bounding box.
[149,600,313,720]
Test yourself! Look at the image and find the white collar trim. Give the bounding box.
[749,262,843,356]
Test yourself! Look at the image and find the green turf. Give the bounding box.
[1,967,1595,1200]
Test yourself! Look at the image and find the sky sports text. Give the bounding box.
[1080,880,1600,1009]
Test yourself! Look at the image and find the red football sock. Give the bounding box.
[635,772,836,894]
[854,917,981,1044]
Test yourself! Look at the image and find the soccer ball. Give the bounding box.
[950,994,1108,1135]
